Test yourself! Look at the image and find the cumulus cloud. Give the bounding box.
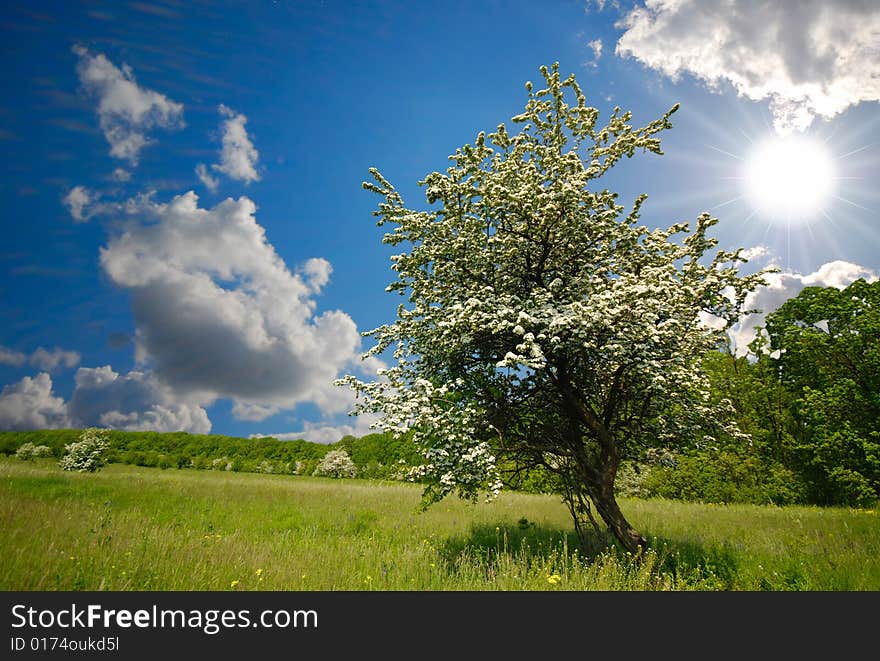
[214,104,260,183]
[740,245,770,262]
[99,191,363,421]
[730,259,878,355]
[63,185,93,222]
[250,356,388,443]
[615,1,880,133]
[29,347,81,372]
[301,257,332,293]
[73,45,184,163]
[196,105,260,190]
[0,373,72,430]
[69,365,211,433]
[0,364,211,433]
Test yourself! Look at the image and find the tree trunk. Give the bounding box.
[553,371,648,554]
[589,483,648,555]
[564,460,648,555]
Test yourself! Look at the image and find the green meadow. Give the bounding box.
[1,457,878,591]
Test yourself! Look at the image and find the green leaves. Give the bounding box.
[757,279,880,505]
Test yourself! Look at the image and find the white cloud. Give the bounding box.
[99,191,363,421]
[0,346,80,371]
[195,163,219,192]
[111,168,132,182]
[801,260,877,289]
[586,38,603,67]
[0,347,27,367]
[586,0,619,12]
[729,260,878,355]
[615,1,880,134]
[63,185,93,222]
[740,245,769,262]
[0,373,72,430]
[69,365,211,433]
[29,347,81,372]
[301,257,332,293]
[194,105,260,191]
[212,104,260,185]
[73,45,184,163]
[254,412,383,445]
[231,401,279,422]
[0,363,211,433]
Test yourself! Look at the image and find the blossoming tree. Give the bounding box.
[342,64,766,553]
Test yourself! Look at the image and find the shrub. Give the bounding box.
[614,461,652,499]
[16,443,52,460]
[313,450,357,478]
[58,428,110,473]
[825,467,877,508]
[15,442,53,461]
[256,459,285,474]
[641,449,808,506]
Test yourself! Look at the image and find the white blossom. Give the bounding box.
[339,64,767,538]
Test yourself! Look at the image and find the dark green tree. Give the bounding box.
[759,278,880,506]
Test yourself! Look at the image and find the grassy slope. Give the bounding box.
[1,458,877,590]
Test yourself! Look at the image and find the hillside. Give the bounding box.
[0,428,418,479]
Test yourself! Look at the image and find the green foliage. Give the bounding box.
[643,279,880,509]
[759,279,880,506]
[641,449,807,506]
[0,428,420,483]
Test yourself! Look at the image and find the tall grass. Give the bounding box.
[1,458,877,590]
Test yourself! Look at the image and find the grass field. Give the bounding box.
[1,457,878,590]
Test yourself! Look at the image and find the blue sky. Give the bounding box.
[1,0,878,442]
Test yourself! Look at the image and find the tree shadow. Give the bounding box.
[438,521,741,589]
[438,519,612,568]
[644,534,740,590]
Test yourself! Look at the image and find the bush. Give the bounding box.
[641,449,808,505]
[211,457,232,471]
[313,450,357,478]
[614,461,652,499]
[825,467,878,508]
[15,442,53,461]
[59,428,110,473]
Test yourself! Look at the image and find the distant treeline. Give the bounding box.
[0,429,420,480]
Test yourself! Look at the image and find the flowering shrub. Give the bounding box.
[210,456,235,471]
[313,450,357,478]
[16,442,53,461]
[59,428,110,472]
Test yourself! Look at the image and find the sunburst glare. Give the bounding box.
[742,135,835,224]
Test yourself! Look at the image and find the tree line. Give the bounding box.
[0,427,420,480]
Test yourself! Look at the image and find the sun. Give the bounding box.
[742,134,835,224]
